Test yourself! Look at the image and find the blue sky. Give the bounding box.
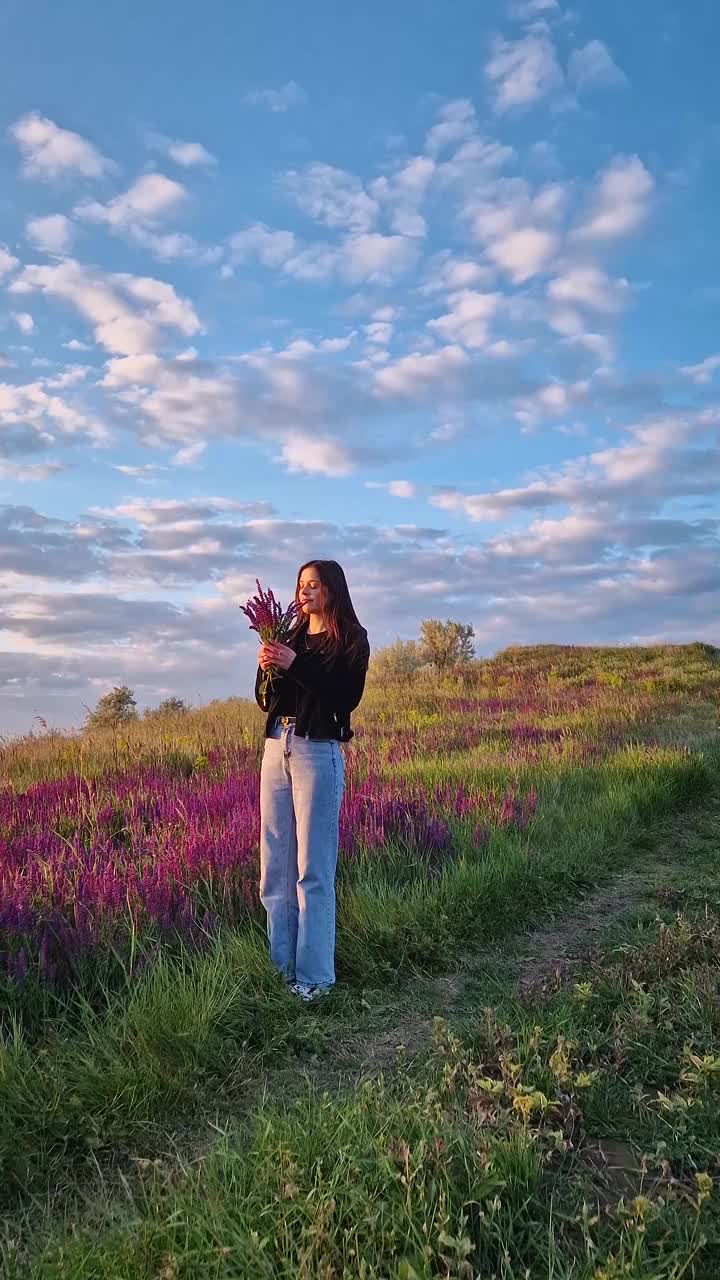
[1,0,719,732]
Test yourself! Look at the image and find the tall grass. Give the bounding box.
[0,643,718,1231]
[7,859,720,1277]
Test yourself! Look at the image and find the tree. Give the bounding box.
[144,697,191,718]
[368,638,424,683]
[85,685,138,730]
[418,619,475,672]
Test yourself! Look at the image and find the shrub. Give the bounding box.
[84,686,138,731]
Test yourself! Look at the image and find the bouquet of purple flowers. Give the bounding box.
[240,579,300,703]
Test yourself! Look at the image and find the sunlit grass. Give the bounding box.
[0,643,719,1272]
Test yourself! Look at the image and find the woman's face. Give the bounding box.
[298,567,327,617]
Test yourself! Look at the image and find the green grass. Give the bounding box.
[5,798,720,1279]
[1,644,719,1274]
[0,743,712,1212]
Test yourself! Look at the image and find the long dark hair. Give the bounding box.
[291,560,367,661]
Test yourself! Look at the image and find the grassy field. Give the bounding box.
[1,643,719,1277]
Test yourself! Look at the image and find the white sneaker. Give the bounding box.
[289,982,332,1003]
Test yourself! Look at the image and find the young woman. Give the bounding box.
[255,560,370,1002]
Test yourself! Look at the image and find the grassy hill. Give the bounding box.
[1,644,719,1276]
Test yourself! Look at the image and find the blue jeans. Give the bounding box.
[259,717,344,988]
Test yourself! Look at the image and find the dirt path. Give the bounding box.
[237,833,685,1106]
[511,859,663,997]
[285,784,720,1098]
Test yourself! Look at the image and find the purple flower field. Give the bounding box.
[3,642,717,999]
[0,760,535,990]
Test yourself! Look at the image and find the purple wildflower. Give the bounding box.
[240,579,300,702]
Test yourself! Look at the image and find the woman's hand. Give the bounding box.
[258,646,274,672]
[259,641,297,672]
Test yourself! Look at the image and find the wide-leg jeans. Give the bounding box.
[259,717,344,988]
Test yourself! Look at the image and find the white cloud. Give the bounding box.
[512,379,586,428]
[227,223,297,269]
[339,232,417,283]
[463,176,566,282]
[74,173,217,263]
[0,459,67,482]
[565,331,615,363]
[269,242,338,282]
[26,213,73,254]
[430,411,720,520]
[276,431,355,477]
[365,479,416,498]
[427,289,499,348]
[284,163,378,233]
[13,312,35,335]
[491,511,609,562]
[435,136,515,189]
[422,253,494,294]
[63,338,92,351]
[243,81,307,112]
[536,381,572,412]
[167,140,217,167]
[548,307,581,337]
[11,259,201,357]
[485,30,563,112]
[365,321,393,346]
[94,496,260,525]
[395,154,435,193]
[10,112,112,179]
[171,441,207,467]
[487,227,558,282]
[76,172,186,229]
[569,41,628,91]
[320,334,356,352]
[112,463,167,478]
[95,341,384,476]
[429,413,466,444]
[424,99,477,156]
[0,377,108,454]
[276,231,416,285]
[375,345,468,398]
[44,365,90,389]
[0,244,20,278]
[115,271,202,336]
[547,267,629,313]
[574,155,653,241]
[680,353,720,385]
[140,231,221,264]
[370,154,435,238]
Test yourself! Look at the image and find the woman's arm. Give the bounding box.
[254,664,285,711]
[254,665,265,710]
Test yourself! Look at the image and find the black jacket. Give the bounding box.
[254,627,370,741]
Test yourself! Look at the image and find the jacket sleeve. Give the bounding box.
[284,635,370,715]
[254,665,266,711]
[254,664,286,712]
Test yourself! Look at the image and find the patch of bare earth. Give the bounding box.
[512,860,664,999]
[581,1138,656,1209]
[307,854,676,1091]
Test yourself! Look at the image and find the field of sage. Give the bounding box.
[1,643,719,1278]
